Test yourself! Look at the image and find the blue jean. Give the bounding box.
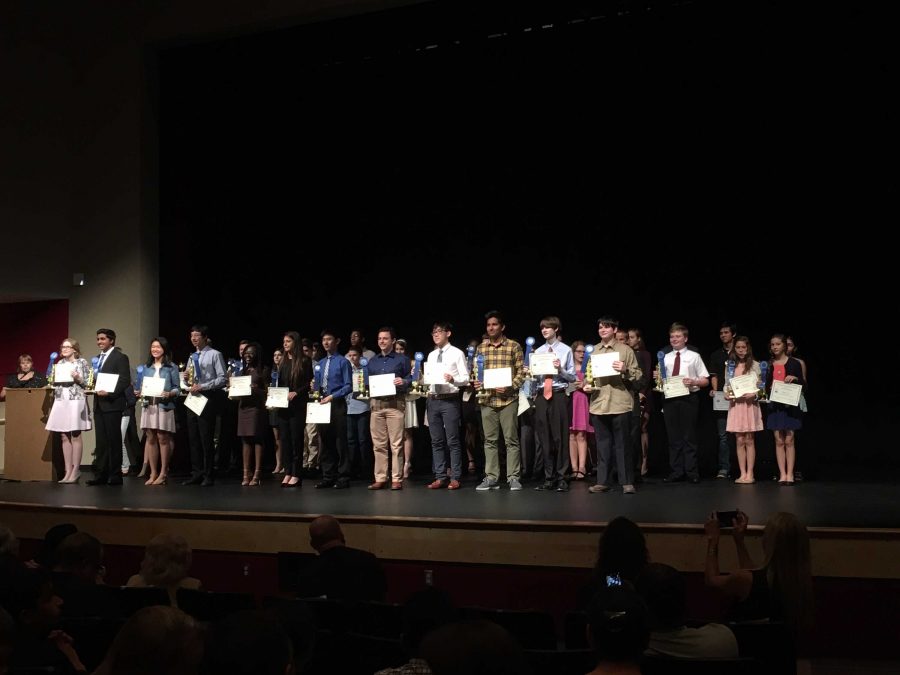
[427,397,462,480]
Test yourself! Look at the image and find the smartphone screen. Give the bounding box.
[606,574,622,587]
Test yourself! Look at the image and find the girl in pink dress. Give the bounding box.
[725,337,763,484]
[568,341,593,480]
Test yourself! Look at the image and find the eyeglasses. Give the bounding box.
[60,344,73,349]
[431,330,447,335]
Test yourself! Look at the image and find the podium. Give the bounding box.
[3,387,61,481]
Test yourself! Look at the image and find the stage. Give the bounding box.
[1,472,898,579]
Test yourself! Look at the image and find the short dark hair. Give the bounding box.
[597,316,619,328]
[540,316,561,332]
[377,326,396,339]
[720,321,737,334]
[345,346,361,355]
[484,310,504,325]
[320,329,338,339]
[190,325,209,338]
[432,321,453,333]
[97,328,117,343]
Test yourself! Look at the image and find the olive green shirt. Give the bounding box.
[588,341,642,416]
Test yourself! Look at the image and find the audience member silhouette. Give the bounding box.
[204,609,294,675]
[635,562,738,658]
[419,619,529,675]
[584,586,650,675]
[295,515,387,602]
[126,533,202,606]
[376,587,458,675]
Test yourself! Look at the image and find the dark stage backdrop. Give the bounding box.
[157,1,892,467]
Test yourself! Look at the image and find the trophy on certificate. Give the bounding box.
[582,344,595,392]
[653,350,667,392]
[135,365,146,406]
[88,356,99,389]
[757,360,768,402]
[724,359,736,398]
[410,352,426,396]
[311,364,322,401]
[46,352,59,385]
[184,353,199,388]
[521,337,536,400]
[227,358,243,377]
[357,357,370,399]
[475,354,488,404]
[271,369,279,387]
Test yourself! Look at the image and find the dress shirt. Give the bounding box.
[195,345,227,391]
[426,343,469,395]
[476,337,525,409]
[663,348,709,392]
[533,339,576,391]
[367,350,411,393]
[588,341,642,415]
[319,352,353,400]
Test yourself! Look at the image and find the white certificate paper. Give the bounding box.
[369,373,397,398]
[141,377,165,397]
[770,381,802,406]
[590,352,619,378]
[713,391,731,411]
[184,392,208,415]
[517,391,532,416]
[54,362,74,383]
[663,375,689,399]
[229,375,252,397]
[95,373,119,392]
[483,367,512,389]
[529,353,557,376]
[306,401,332,424]
[729,373,758,398]
[266,387,289,408]
[424,362,448,385]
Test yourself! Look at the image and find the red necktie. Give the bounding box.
[543,347,553,400]
[672,351,681,376]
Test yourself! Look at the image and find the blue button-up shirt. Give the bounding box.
[318,352,353,400]
[366,350,411,392]
[534,340,576,391]
[195,345,227,391]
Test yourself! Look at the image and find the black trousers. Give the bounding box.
[534,390,571,483]
[347,412,372,480]
[278,403,306,478]
[592,412,633,486]
[187,390,223,479]
[427,397,463,480]
[94,408,124,479]
[663,392,700,479]
[319,397,350,483]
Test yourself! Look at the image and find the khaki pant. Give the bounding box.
[304,423,320,469]
[481,402,521,482]
[370,397,406,482]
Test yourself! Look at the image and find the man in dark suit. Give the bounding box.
[87,328,132,486]
[296,515,386,602]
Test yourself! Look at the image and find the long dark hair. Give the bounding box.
[283,331,308,388]
[594,517,649,584]
[145,337,173,368]
[729,336,756,372]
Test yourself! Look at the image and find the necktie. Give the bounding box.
[437,349,443,363]
[323,356,331,392]
[543,346,553,400]
[672,351,681,377]
[97,352,107,372]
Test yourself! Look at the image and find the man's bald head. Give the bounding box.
[309,515,345,552]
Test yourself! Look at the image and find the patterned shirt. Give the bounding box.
[376,658,432,675]
[476,337,525,409]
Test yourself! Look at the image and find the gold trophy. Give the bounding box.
[653,349,666,393]
[309,364,322,402]
[582,345,595,393]
[474,354,489,404]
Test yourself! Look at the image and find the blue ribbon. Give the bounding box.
[360,358,369,389]
[136,365,145,391]
[314,364,322,392]
[47,352,59,377]
[191,353,201,383]
[581,344,594,375]
[657,350,667,380]
[412,352,424,381]
[476,354,484,382]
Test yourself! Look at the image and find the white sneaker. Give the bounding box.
[475,478,499,491]
[508,478,523,491]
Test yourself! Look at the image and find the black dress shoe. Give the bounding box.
[180,475,204,486]
[107,477,123,486]
[86,477,108,486]
[534,480,555,491]
[334,480,350,489]
[556,480,570,492]
[315,480,336,489]
[663,474,686,483]
[201,478,215,487]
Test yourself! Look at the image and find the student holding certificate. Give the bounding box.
[276,331,312,488]
[724,337,763,484]
[236,343,269,487]
[531,316,576,492]
[313,330,353,490]
[585,316,642,495]
[765,334,805,486]
[708,322,737,480]
[137,337,180,486]
[366,327,412,490]
[87,328,132,487]
[473,310,525,491]
[658,323,709,484]
[45,338,92,483]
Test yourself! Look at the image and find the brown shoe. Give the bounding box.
[427,479,448,489]
[588,484,610,493]
[447,479,461,490]
[390,481,403,490]
[368,481,386,490]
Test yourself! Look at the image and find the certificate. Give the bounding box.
[229,375,251,397]
[369,373,397,398]
[590,352,619,378]
[483,367,512,389]
[306,401,332,424]
[663,375,689,399]
[529,353,557,376]
[713,391,730,411]
[424,362,448,385]
[184,392,208,415]
[141,377,165,397]
[266,386,289,408]
[729,373,758,398]
[54,362,74,384]
[770,381,802,406]
[95,373,119,392]
[517,391,532,416]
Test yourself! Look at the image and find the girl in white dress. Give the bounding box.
[45,338,92,483]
